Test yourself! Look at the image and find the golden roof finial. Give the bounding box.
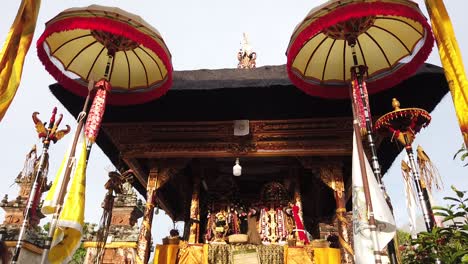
[392,98,400,110]
[237,33,256,69]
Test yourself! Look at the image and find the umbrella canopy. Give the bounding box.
[286,0,434,98]
[37,5,172,105]
[374,98,431,145]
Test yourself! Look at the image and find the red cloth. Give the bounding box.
[292,205,309,244]
[85,80,110,143]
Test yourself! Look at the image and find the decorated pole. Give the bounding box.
[349,43,399,264]
[11,108,70,264]
[85,54,113,163]
[40,80,94,264]
[136,169,160,264]
[319,165,354,263]
[188,173,200,243]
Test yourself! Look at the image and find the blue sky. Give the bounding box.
[0,0,467,246]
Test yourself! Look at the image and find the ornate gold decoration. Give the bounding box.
[319,166,345,198]
[188,175,200,243]
[136,160,187,263]
[237,33,256,69]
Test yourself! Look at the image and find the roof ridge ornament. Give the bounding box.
[237,33,256,69]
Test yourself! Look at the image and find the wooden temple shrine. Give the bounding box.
[47,61,448,264]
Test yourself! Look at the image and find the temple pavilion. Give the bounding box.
[47,62,447,264]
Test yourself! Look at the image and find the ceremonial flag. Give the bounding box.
[401,158,418,239]
[425,0,468,146]
[0,0,41,121]
[42,128,87,264]
[352,132,396,263]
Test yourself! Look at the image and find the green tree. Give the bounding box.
[400,186,468,264]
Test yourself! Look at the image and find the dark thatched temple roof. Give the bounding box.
[49,63,449,182]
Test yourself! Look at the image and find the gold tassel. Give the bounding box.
[401,160,416,208]
[417,145,443,195]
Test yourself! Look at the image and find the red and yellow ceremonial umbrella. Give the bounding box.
[37,5,172,105]
[374,98,435,232]
[37,5,173,145]
[36,5,172,264]
[286,1,434,263]
[286,0,433,99]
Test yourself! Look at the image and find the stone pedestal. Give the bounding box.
[83,182,144,264]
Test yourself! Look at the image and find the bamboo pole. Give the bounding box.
[40,80,94,264]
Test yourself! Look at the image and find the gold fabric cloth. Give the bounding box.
[154,244,179,264]
[158,243,340,264]
[0,0,41,121]
[173,244,208,264]
[425,0,468,145]
[284,246,313,264]
[313,248,341,264]
[208,244,284,264]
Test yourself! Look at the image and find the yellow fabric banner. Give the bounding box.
[42,129,87,264]
[425,0,468,145]
[0,0,41,121]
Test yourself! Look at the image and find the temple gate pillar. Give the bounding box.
[188,173,200,243]
[319,165,354,264]
[136,160,186,264]
[0,146,48,263]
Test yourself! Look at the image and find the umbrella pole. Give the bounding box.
[348,82,383,263]
[84,54,113,165]
[11,109,58,264]
[404,138,441,264]
[40,81,94,264]
[350,45,400,264]
[403,139,435,231]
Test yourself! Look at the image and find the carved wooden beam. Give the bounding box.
[104,118,353,159]
[123,157,147,187]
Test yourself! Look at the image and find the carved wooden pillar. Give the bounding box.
[319,165,354,264]
[135,160,185,264]
[188,173,200,243]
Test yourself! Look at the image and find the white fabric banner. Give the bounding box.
[352,132,396,263]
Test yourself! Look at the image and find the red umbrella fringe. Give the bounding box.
[37,17,173,105]
[286,1,434,98]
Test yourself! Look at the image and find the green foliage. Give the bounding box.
[69,222,92,264]
[453,144,468,166]
[396,229,411,246]
[70,244,87,264]
[400,186,468,264]
[42,221,50,232]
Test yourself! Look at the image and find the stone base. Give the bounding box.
[4,241,43,263]
[83,242,138,264]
